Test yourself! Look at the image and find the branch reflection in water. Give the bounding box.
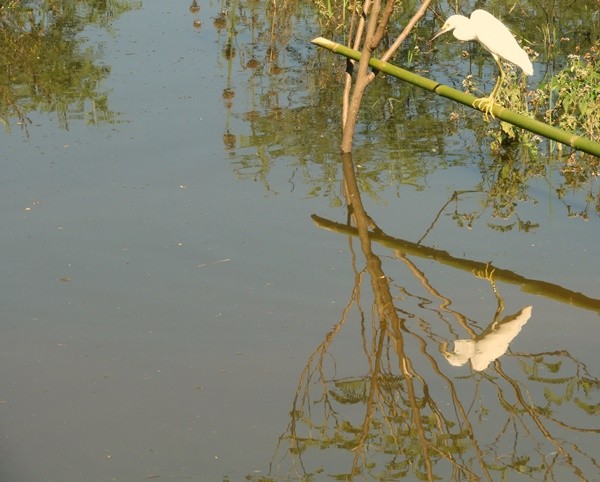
[249,154,599,482]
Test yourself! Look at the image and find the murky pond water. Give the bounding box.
[0,1,598,481]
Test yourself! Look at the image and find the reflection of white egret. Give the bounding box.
[442,306,532,371]
[431,9,533,118]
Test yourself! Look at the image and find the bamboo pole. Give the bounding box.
[312,37,600,158]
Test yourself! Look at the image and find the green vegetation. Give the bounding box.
[210,0,599,228]
[543,43,599,144]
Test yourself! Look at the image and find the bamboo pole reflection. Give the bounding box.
[257,154,599,482]
[311,215,600,315]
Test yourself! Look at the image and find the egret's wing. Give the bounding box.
[471,9,533,75]
[470,306,533,371]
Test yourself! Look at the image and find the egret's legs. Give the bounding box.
[473,55,505,120]
[472,263,505,322]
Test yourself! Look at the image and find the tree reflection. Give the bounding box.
[248,153,599,481]
[0,0,138,133]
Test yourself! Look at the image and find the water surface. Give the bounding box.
[0,1,598,481]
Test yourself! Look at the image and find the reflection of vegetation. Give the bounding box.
[248,155,599,481]
[463,157,543,232]
[223,3,599,478]
[0,0,139,132]
[213,0,599,223]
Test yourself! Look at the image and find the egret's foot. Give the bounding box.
[473,263,495,282]
[474,262,506,317]
[473,96,497,120]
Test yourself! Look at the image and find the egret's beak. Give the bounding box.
[430,24,450,42]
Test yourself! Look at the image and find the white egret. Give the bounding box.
[431,9,533,118]
[442,305,532,371]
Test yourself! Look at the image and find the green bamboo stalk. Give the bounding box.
[312,36,600,158]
